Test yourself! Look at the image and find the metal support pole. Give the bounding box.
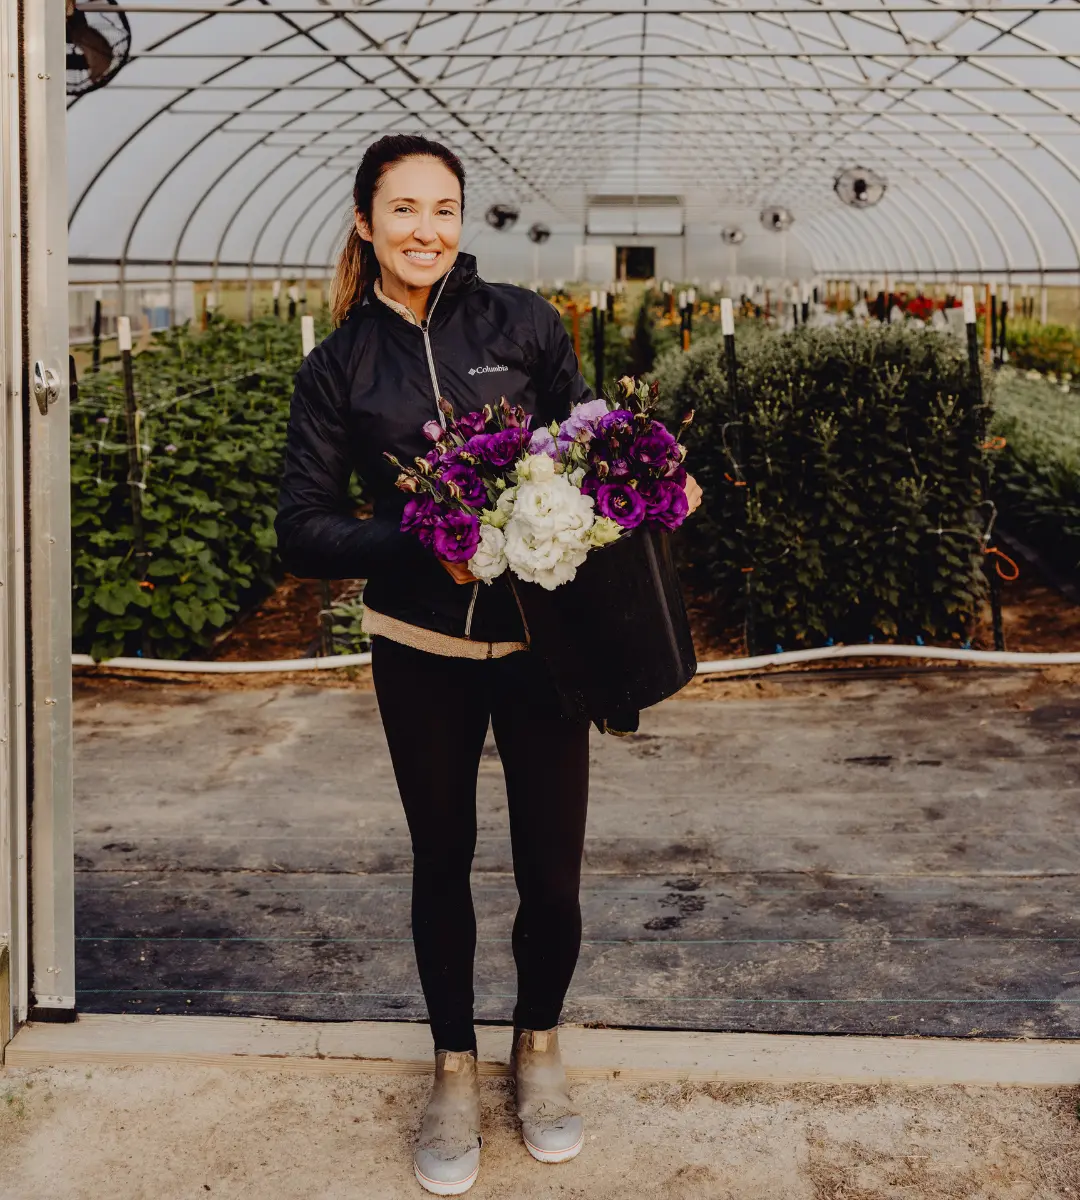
[999,284,1009,364]
[118,318,150,591]
[590,290,605,396]
[963,287,1004,652]
[91,296,102,372]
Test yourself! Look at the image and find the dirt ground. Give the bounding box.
[1,1065,1078,1199]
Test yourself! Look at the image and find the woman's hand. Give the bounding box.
[684,474,703,516]
[439,559,478,585]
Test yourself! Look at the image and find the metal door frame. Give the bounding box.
[1,0,75,1048]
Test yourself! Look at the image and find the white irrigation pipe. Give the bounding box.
[70,652,372,673]
[71,644,1080,675]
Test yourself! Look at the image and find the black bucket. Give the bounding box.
[511,526,697,729]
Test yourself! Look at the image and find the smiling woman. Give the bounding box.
[276,133,598,1196]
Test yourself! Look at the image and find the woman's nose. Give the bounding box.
[413,213,437,242]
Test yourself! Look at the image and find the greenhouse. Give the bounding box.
[3,0,1080,1163]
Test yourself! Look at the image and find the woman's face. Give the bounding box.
[357,156,462,290]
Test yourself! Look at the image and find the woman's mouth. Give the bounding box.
[404,250,440,265]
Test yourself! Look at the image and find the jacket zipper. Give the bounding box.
[464,582,479,638]
[417,267,480,635]
[419,268,453,428]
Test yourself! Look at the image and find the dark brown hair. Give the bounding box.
[330,134,466,325]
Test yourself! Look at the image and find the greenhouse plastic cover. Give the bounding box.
[67,0,1080,283]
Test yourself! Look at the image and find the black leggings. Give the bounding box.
[371,636,591,1053]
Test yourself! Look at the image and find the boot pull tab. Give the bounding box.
[532,1031,549,1052]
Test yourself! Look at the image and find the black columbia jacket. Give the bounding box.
[275,253,593,642]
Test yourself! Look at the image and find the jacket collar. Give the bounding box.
[358,251,480,320]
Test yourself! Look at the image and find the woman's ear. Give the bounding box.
[355,212,373,244]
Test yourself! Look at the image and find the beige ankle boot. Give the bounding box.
[413,1049,482,1196]
[511,1027,584,1164]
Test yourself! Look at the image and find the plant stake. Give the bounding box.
[964,285,1005,650]
[721,297,756,655]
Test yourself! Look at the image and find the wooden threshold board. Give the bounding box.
[5,1014,1080,1087]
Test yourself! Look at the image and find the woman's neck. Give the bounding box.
[377,269,433,323]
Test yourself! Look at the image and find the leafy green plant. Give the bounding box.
[990,368,1080,579]
[1006,320,1080,378]
[657,323,989,649]
[71,315,328,660]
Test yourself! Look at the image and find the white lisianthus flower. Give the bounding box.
[503,463,597,590]
[514,452,556,484]
[588,516,623,547]
[469,524,508,583]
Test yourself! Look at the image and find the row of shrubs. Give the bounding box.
[71,316,324,661]
[990,369,1080,582]
[73,304,1073,661]
[653,322,991,649]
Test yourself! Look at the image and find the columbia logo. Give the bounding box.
[468,364,510,376]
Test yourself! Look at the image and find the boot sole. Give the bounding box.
[414,1162,479,1195]
[523,1129,584,1164]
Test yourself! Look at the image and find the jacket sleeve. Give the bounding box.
[534,297,594,426]
[275,344,420,580]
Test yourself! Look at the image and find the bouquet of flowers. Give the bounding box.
[386,376,693,591]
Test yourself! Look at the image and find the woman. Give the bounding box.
[276,133,700,1196]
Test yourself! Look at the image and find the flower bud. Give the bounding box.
[396,474,419,493]
[414,456,432,475]
[616,375,635,399]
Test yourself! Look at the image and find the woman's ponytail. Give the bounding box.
[330,223,374,327]
[329,133,466,326]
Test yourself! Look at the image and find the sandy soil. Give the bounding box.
[1,1065,1078,1199]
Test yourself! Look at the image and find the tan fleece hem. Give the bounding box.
[363,607,527,660]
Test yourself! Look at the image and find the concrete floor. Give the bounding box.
[3,1064,1079,1199]
[73,666,1080,1037]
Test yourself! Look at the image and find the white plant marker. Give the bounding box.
[962,285,976,325]
[721,297,735,336]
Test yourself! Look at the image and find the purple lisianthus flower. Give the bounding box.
[422,420,444,443]
[477,426,530,468]
[454,409,488,437]
[662,460,688,486]
[596,409,635,438]
[432,510,481,562]
[557,397,610,449]
[401,496,442,550]
[639,479,690,530]
[528,426,558,458]
[439,461,488,508]
[595,482,647,529]
[631,420,678,469]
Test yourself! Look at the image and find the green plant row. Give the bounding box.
[990,368,1080,579]
[653,322,990,649]
[71,316,327,661]
[1006,320,1080,378]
